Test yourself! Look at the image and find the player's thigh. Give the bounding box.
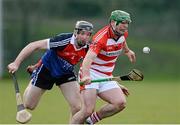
[98,88,126,104]
[24,80,46,106]
[59,81,81,106]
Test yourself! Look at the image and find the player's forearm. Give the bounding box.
[82,61,92,77]
[14,43,37,66]
[123,42,130,53]
[82,50,97,77]
[82,58,93,77]
[14,40,47,66]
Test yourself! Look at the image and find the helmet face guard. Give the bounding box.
[110,10,131,36]
[74,21,93,47]
[74,21,93,34]
[111,25,123,36]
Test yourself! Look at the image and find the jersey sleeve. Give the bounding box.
[89,36,105,54]
[48,33,72,50]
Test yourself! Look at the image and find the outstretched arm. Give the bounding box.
[7,39,48,73]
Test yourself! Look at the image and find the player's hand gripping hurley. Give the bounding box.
[11,73,32,124]
[80,69,144,85]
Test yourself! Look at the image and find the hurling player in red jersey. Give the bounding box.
[7,21,93,124]
[79,10,136,124]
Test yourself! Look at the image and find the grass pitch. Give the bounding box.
[0,78,179,124]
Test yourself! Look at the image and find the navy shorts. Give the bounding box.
[31,64,76,90]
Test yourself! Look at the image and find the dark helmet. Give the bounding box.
[74,21,93,34]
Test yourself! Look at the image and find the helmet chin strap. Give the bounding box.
[111,24,123,37]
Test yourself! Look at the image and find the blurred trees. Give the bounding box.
[3,0,180,78]
[4,0,180,41]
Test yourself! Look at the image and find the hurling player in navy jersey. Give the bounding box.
[7,20,93,124]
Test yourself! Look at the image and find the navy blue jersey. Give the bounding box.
[41,33,88,77]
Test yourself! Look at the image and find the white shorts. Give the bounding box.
[82,69,120,93]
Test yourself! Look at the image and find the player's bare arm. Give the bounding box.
[81,50,97,85]
[8,39,48,73]
[124,42,136,63]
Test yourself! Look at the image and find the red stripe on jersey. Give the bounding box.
[97,53,117,61]
[91,68,112,76]
[92,62,115,67]
[103,43,124,51]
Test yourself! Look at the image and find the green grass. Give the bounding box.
[0,78,180,124]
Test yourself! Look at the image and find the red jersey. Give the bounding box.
[42,33,88,77]
[48,33,87,65]
[89,25,128,76]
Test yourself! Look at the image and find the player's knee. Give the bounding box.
[119,101,127,109]
[23,99,37,110]
[24,102,36,110]
[70,103,81,114]
[114,100,127,111]
[23,98,35,110]
[70,102,81,115]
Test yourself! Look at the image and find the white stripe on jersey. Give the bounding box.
[49,37,71,48]
[32,64,43,86]
[50,39,70,48]
[47,39,50,49]
[50,41,69,48]
[93,57,118,64]
[89,69,111,77]
[100,49,123,57]
[107,36,125,45]
[91,64,115,72]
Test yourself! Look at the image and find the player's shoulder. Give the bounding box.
[93,26,109,43]
[55,33,73,41]
[50,33,73,42]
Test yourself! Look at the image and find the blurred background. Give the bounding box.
[1,0,180,79]
[0,0,180,124]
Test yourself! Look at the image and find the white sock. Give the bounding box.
[86,117,93,124]
[86,112,101,124]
